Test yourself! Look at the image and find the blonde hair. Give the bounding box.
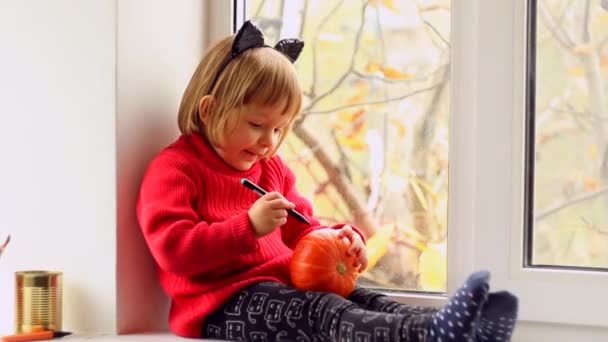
[178,35,303,152]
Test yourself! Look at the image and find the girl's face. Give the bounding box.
[212,101,292,171]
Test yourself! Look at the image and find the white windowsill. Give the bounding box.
[62,333,225,341]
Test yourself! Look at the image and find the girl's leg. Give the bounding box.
[348,287,439,316]
[349,275,519,341]
[203,271,492,342]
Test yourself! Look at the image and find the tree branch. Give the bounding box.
[351,64,449,84]
[303,1,368,113]
[292,123,377,237]
[408,68,450,241]
[539,2,576,50]
[536,186,608,221]
[297,0,309,38]
[577,1,608,188]
[374,4,386,61]
[538,0,573,44]
[253,0,266,18]
[304,83,443,115]
[423,20,450,48]
[330,129,354,182]
[284,140,350,219]
[551,108,608,122]
[582,0,591,43]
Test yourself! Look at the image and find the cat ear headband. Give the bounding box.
[207,20,304,94]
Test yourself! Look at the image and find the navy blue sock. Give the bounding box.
[428,270,490,341]
[476,291,518,341]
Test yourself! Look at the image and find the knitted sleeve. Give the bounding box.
[136,153,257,276]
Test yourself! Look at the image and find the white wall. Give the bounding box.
[0,0,117,334]
[115,0,238,334]
[0,0,211,335]
[115,0,205,333]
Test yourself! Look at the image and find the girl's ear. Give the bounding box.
[198,95,214,125]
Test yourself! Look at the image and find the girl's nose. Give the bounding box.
[260,129,277,148]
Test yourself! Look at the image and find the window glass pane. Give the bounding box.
[530,0,608,269]
[246,0,451,291]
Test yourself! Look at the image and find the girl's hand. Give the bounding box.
[248,191,295,237]
[337,225,368,272]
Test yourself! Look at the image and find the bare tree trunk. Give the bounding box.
[384,69,449,288]
[408,69,450,240]
[292,125,377,237]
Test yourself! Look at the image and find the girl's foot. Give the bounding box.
[476,291,518,341]
[401,270,490,341]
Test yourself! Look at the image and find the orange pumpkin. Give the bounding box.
[290,228,360,297]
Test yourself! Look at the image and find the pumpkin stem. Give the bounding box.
[336,261,347,274]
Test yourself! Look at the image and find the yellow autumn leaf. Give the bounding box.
[401,225,427,252]
[337,111,351,122]
[419,242,447,292]
[389,118,407,137]
[568,66,585,77]
[330,120,345,131]
[593,11,608,25]
[349,118,368,137]
[381,66,415,80]
[583,177,601,192]
[346,83,371,104]
[419,4,451,12]
[364,223,395,270]
[337,134,367,150]
[338,108,366,122]
[369,0,399,12]
[355,79,370,91]
[382,0,399,12]
[601,55,608,70]
[365,61,382,73]
[572,43,594,55]
[334,109,368,149]
[347,93,367,104]
[589,144,599,160]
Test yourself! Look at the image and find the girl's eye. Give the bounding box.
[249,122,263,128]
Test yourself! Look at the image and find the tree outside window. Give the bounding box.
[247,0,451,292]
[529,0,608,269]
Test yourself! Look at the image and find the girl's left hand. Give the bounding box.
[337,225,368,272]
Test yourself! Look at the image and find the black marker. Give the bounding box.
[241,178,311,225]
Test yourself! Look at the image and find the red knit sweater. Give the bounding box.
[136,133,362,337]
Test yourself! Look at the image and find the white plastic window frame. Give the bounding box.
[217,0,608,327]
[449,0,608,328]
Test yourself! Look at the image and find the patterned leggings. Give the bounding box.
[203,281,438,341]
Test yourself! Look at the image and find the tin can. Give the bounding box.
[14,270,63,333]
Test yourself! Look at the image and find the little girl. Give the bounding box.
[136,20,517,341]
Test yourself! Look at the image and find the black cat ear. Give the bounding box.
[232,20,265,57]
[207,21,304,94]
[274,38,304,63]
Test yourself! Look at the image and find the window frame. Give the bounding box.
[229,0,608,328]
[451,0,608,328]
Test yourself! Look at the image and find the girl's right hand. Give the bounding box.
[248,191,296,237]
